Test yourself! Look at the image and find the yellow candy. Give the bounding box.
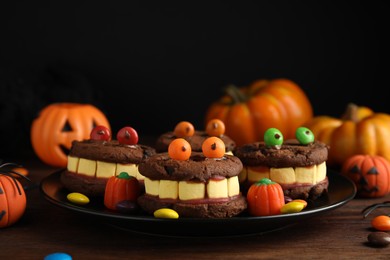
[67,192,90,205]
[280,201,305,214]
[291,199,307,209]
[153,208,179,219]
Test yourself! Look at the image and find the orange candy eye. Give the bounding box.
[168,138,192,161]
[205,119,225,137]
[173,121,195,138]
[202,136,225,158]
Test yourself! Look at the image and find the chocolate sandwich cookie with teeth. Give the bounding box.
[61,126,156,197]
[234,127,330,200]
[137,150,247,218]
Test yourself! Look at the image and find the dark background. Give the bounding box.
[0,1,388,159]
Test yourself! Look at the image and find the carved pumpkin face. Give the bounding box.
[0,175,26,228]
[31,103,110,167]
[341,155,390,198]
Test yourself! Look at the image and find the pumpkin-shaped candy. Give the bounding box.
[205,78,313,146]
[304,103,390,166]
[104,172,140,212]
[0,174,26,228]
[246,178,285,216]
[31,103,110,168]
[341,155,390,198]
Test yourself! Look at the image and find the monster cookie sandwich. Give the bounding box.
[234,127,329,200]
[61,125,156,197]
[155,119,236,155]
[138,137,247,218]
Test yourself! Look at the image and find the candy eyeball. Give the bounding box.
[205,119,225,137]
[168,138,192,160]
[173,121,195,138]
[296,127,314,145]
[202,136,225,158]
[90,125,111,141]
[117,126,139,145]
[264,128,283,147]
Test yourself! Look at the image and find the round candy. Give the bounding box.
[280,201,306,214]
[371,215,390,231]
[264,128,283,147]
[67,192,90,205]
[117,126,139,145]
[173,121,195,138]
[367,232,390,247]
[90,125,111,141]
[168,138,192,160]
[296,127,314,145]
[202,136,225,158]
[154,208,179,219]
[205,119,225,137]
[44,252,72,260]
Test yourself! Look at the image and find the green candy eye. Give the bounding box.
[296,127,314,145]
[264,128,283,147]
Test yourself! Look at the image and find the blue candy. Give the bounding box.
[44,252,72,260]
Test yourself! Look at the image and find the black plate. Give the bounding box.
[40,169,356,237]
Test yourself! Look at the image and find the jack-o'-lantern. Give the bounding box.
[341,154,390,198]
[31,103,110,167]
[0,162,28,228]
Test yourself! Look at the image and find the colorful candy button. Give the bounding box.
[67,192,90,205]
[44,252,72,260]
[280,200,306,214]
[154,208,179,219]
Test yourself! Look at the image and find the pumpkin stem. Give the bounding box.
[225,85,247,103]
[341,103,359,122]
[255,178,275,186]
[118,172,131,179]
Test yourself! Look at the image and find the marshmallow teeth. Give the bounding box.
[144,176,240,201]
[239,162,327,185]
[67,156,145,181]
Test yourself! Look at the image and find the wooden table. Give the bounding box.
[1,158,390,260]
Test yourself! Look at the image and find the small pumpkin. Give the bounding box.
[341,154,390,198]
[246,178,285,216]
[104,172,140,211]
[0,163,28,228]
[205,78,313,146]
[304,103,390,166]
[31,103,110,167]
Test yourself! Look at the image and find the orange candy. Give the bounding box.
[371,215,390,231]
[168,138,192,161]
[206,119,226,137]
[202,137,225,158]
[173,121,195,138]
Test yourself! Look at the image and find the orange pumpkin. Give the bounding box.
[246,178,285,216]
[304,103,390,166]
[31,103,110,167]
[341,155,390,198]
[0,173,26,228]
[104,172,140,211]
[205,78,313,146]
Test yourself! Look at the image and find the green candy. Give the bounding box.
[295,127,314,145]
[264,128,283,147]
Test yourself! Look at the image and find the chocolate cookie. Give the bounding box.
[138,152,243,181]
[137,152,247,218]
[234,140,328,168]
[155,130,236,153]
[234,139,330,200]
[61,139,156,197]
